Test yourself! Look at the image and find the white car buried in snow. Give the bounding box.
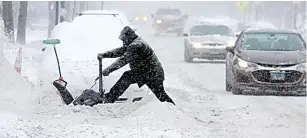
[38,11,132,97]
[79,10,137,32]
[183,21,236,62]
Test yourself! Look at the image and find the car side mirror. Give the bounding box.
[183,33,188,37]
[235,32,241,37]
[225,46,234,53]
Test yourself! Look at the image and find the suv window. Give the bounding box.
[241,32,306,51]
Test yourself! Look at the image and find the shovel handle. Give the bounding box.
[54,79,68,87]
[98,59,103,96]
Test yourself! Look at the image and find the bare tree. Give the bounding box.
[0,2,2,18]
[48,1,55,37]
[16,1,28,45]
[2,1,15,43]
[72,1,77,20]
[79,1,84,13]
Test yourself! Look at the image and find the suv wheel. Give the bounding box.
[225,68,232,92]
[226,80,232,92]
[184,47,193,62]
[232,84,242,95]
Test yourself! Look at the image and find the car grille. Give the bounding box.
[251,70,303,83]
[256,63,297,68]
[202,43,224,46]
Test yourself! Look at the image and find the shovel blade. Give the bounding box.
[53,80,74,105]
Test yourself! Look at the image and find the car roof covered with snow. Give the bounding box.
[244,28,300,34]
[184,16,237,33]
[196,18,233,27]
[82,10,124,15]
[80,10,129,25]
[244,21,277,30]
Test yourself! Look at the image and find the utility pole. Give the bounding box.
[55,1,59,26]
[254,2,261,21]
[60,1,66,22]
[293,1,298,29]
[101,1,104,10]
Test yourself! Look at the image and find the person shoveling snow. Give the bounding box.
[97,26,175,105]
[50,26,175,106]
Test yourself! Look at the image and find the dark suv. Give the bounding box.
[151,8,187,36]
[225,28,306,96]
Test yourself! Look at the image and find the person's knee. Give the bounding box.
[122,71,130,76]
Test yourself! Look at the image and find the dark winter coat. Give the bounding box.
[101,34,165,88]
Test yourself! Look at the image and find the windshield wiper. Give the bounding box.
[269,49,299,51]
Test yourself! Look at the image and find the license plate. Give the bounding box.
[211,51,221,54]
[270,71,285,80]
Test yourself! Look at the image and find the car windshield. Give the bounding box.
[156,9,181,15]
[241,32,306,51]
[190,25,231,36]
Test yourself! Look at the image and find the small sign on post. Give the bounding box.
[43,39,61,45]
[236,1,248,13]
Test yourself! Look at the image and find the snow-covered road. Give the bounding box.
[0,24,306,138]
[137,24,306,137]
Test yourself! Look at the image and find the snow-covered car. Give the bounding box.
[37,10,130,96]
[237,21,277,32]
[183,21,236,62]
[225,28,306,95]
[151,8,187,36]
[78,10,137,32]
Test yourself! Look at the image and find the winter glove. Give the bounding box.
[97,53,105,60]
[102,68,110,76]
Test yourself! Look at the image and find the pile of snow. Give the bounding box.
[82,10,130,26]
[37,12,135,99]
[63,101,208,137]
[0,11,209,137]
[0,23,38,115]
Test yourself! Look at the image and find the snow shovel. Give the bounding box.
[72,58,143,106]
[97,58,143,103]
[42,39,74,105]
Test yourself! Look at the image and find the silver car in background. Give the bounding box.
[183,22,236,62]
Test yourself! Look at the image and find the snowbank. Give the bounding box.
[0,20,39,115]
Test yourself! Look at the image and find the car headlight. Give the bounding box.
[135,17,139,21]
[156,20,162,24]
[297,63,306,72]
[191,42,202,48]
[143,17,148,21]
[236,58,258,71]
[238,58,248,68]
